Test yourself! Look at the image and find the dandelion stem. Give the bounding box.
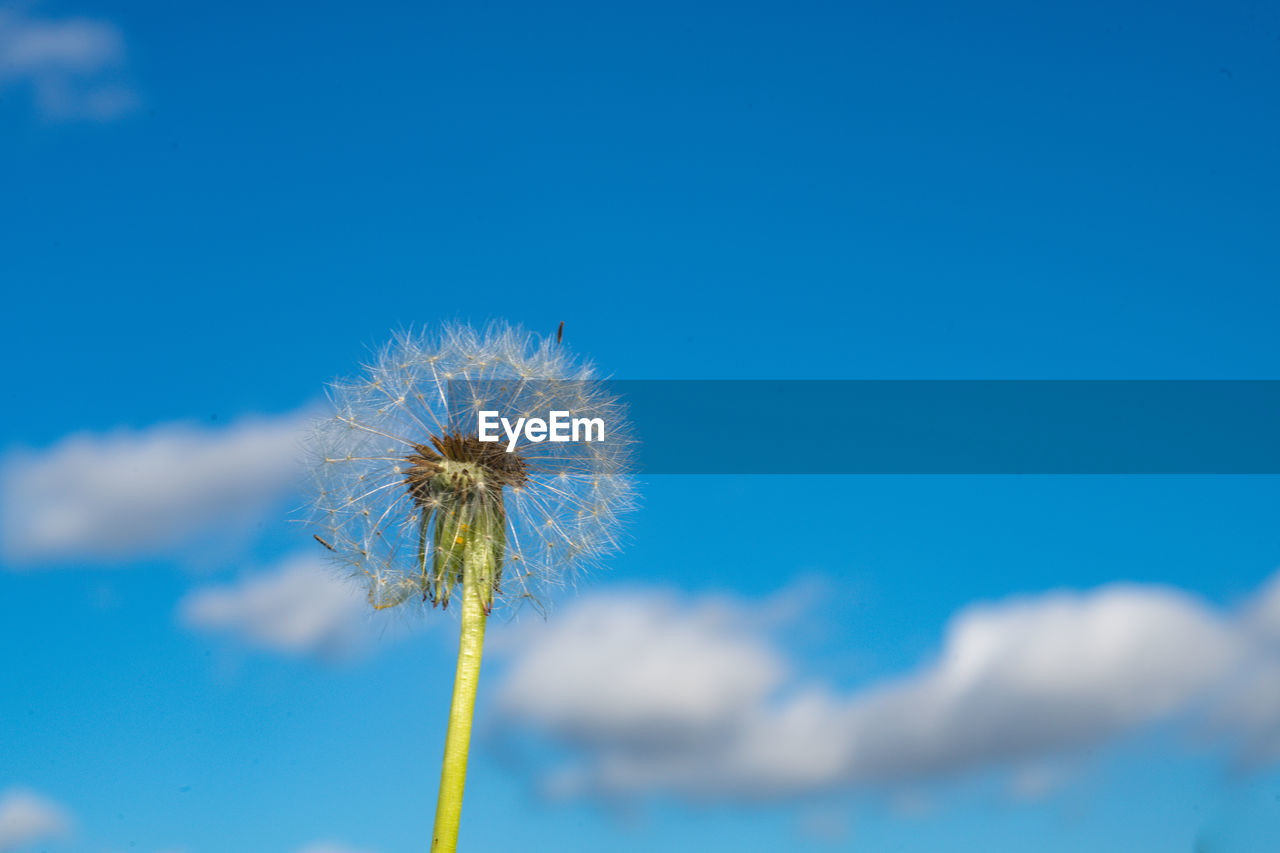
[429,522,493,853]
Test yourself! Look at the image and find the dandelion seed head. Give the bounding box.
[308,323,636,613]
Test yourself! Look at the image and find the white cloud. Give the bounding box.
[821,585,1239,785]
[498,591,784,748]
[0,787,73,852]
[493,573,1280,800]
[0,6,136,120]
[179,554,398,659]
[1,411,310,567]
[1202,572,1280,766]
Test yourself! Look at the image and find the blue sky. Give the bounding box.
[2,0,1279,851]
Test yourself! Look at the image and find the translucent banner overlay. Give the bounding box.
[444,381,1280,474]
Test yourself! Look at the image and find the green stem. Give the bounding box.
[430,536,491,853]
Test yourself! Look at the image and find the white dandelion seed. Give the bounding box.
[308,322,636,614]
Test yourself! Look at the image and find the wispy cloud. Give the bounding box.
[0,5,137,120]
[494,572,1280,801]
[0,787,73,852]
[1,411,311,567]
[178,554,387,660]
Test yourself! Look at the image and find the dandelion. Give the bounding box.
[308,322,634,853]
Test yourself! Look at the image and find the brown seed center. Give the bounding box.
[403,429,529,506]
